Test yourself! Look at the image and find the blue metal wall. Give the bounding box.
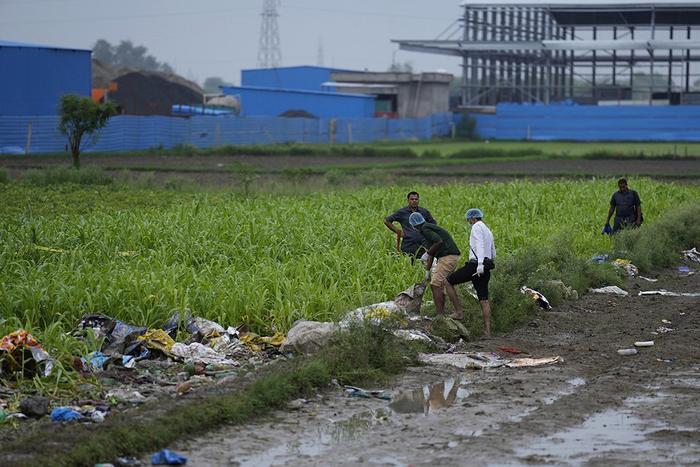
[473,103,700,141]
[222,85,375,118]
[241,66,338,91]
[0,40,91,116]
[0,113,453,154]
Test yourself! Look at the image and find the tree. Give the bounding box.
[92,39,173,73]
[388,61,414,73]
[203,77,234,94]
[58,95,116,169]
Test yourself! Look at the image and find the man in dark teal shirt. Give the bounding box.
[605,178,642,232]
[409,212,461,316]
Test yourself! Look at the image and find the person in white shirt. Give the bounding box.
[445,208,496,337]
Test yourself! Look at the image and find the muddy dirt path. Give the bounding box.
[3,154,700,182]
[163,268,700,466]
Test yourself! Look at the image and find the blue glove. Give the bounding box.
[602,224,613,235]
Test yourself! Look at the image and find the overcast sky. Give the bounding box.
[0,0,466,85]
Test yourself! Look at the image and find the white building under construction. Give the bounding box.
[394,1,700,107]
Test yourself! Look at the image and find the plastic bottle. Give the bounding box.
[617,348,638,356]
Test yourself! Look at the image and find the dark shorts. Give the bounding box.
[447,261,491,300]
[613,216,637,232]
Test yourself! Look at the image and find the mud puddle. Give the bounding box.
[515,374,700,466]
[166,365,590,466]
[154,269,700,466]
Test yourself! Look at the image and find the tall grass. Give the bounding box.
[0,179,698,346]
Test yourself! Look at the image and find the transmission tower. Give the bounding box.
[316,38,325,66]
[257,0,282,68]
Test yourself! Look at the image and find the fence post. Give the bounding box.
[347,123,353,144]
[215,123,221,147]
[329,119,336,144]
[25,121,33,155]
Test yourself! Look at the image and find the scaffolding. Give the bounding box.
[393,1,700,107]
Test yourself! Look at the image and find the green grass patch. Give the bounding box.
[22,166,114,186]
[381,140,700,158]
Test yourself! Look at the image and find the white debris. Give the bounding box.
[171,342,239,366]
[105,389,148,404]
[339,301,402,327]
[589,286,629,296]
[634,341,654,347]
[639,276,658,282]
[612,259,639,277]
[505,356,562,368]
[279,320,338,355]
[520,286,552,309]
[419,352,507,370]
[419,352,560,370]
[638,290,700,297]
[394,281,428,315]
[191,317,225,336]
[682,247,700,263]
[393,329,433,343]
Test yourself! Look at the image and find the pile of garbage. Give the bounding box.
[0,311,288,426]
[0,279,441,428]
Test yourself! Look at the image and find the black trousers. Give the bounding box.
[447,261,491,300]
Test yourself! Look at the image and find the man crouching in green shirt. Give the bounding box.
[408,212,461,316]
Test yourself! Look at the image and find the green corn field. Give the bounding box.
[1,178,698,347]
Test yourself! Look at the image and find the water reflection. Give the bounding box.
[390,376,469,415]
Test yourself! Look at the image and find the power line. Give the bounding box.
[283,4,453,22]
[0,6,259,25]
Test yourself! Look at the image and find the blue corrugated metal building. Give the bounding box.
[0,40,91,116]
[241,65,341,92]
[221,85,375,118]
[226,65,376,118]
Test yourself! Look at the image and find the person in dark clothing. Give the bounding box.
[409,212,461,316]
[384,191,437,257]
[604,178,643,233]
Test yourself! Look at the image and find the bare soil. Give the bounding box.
[2,154,700,185]
[164,267,700,466]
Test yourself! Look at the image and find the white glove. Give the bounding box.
[474,263,485,276]
[420,252,430,264]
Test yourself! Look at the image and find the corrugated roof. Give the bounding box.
[0,39,90,53]
[221,84,375,99]
[241,65,355,73]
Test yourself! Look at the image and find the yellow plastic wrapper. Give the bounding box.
[137,329,176,354]
[240,332,286,352]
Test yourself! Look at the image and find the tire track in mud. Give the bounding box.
[167,269,700,466]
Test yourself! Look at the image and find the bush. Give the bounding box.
[0,168,8,184]
[449,148,544,159]
[420,149,442,158]
[613,203,700,271]
[455,114,477,139]
[163,175,194,191]
[169,143,200,156]
[22,166,113,186]
[324,168,349,185]
[486,234,621,332]
[322,322,415,385]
